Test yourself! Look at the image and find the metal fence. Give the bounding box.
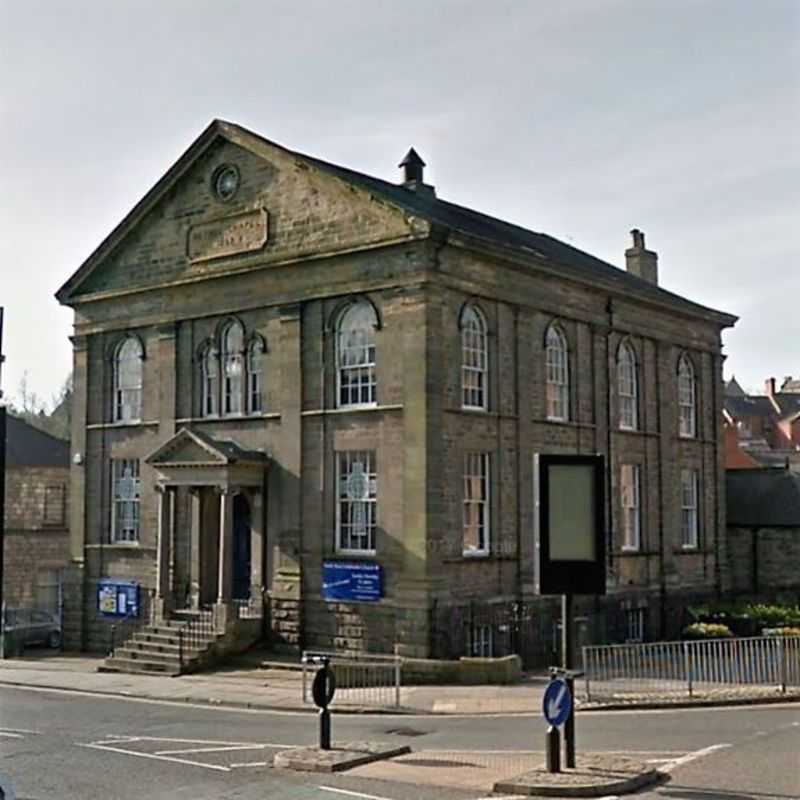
[583,635,800,702]
[301,650,401,709]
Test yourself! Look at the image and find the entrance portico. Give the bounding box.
[146,428,269,631]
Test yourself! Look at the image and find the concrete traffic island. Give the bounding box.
[492,752,661,797]
[274,741,412,773]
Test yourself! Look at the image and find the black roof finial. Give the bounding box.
[399,148,425,185]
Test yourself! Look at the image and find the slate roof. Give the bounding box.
[724,394,775,419]
[725,376,747,397]
[287,136,736,326]
[772,393,800,418]
[57,119,738,329]
[5,415,70,468]
[189,428,269,464]
[726,468,800,528]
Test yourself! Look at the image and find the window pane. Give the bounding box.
[338,303,377,407]
[546,326,569,421]
[113,459,140,543]
[463,453,489,553]
[462,307,487,409]
[337,450,377,552]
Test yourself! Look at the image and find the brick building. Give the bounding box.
[3,415,70,618]
[56,120,736,659]
[724,376,800,470]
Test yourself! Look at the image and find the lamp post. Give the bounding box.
[0,307,6,658]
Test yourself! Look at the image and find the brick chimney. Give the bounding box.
[625,229,658,285]
[765,377,776,397]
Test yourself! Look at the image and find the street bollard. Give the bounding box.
[309,656,336,751]
[545,725,560,773]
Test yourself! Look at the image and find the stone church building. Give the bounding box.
[56,120,736,659]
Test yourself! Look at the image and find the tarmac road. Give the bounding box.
[0,684,797,800]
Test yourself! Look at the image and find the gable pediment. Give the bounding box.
[57,120,428,304]
[146,428,230,467]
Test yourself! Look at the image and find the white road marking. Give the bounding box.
[661,743,731,771]
[0,732,25,739]
[230,761,270,768]
[318,788,395,800]
[0,727,39,735]
[154,744,280,756]
[77,742,231,772]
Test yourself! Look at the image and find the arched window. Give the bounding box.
[247,337,264,414]
[200,343,219,417]
[113,337,143,422]
[618,341,638,430]
[678,354,696,437]
[545,324,569,421]
[221,321,244,415]
[461,305,488,410]
[337,300,377,408]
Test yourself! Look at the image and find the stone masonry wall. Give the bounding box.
[3,466,70,610]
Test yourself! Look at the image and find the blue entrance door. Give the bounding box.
[232,494,251,600]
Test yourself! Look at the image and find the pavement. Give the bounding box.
[0,652,557,715]
[0,650,797,716]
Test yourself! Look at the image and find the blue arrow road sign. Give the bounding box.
[543,678,572,727]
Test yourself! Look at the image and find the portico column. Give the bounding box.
[250,489,265,614]
[155,485,173,619]
[217,488,234,605]
[188,488,202,609]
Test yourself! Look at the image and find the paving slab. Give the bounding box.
[492,752,660,797]
[273,741,411,772]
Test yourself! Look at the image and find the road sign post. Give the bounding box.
[542,676,573,774]
[562,593,576,768]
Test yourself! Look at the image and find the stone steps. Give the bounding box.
[102,618,219,676]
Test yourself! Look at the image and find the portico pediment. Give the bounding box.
[146,428,268,488]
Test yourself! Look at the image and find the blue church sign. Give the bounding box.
[322,561,383,602]
[97,580,140,618]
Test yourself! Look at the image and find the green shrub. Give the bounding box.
[745,604,800,628]
[683,622,734,640]
[763,626,800,637]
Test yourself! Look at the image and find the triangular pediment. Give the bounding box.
[146,428,230,466]
[57,120,429,304]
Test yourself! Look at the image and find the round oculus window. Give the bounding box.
[212,165,240,201]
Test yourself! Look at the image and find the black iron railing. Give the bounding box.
[177,611,216,671]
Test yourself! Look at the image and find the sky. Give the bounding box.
[1,0,798,407]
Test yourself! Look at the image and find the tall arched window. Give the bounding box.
[337,300,377,408]
[222,321,244,415]
[545,324,569,421]
[113,337,143,422]
[618,341,638,430]
[201,343,219,417]
[678,354,696,437]
[461,305,488,410]
[247,337,264,414]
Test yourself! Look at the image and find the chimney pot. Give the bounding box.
[765,377,776,396]
[625,228,658,285]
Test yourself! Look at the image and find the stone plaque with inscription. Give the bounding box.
[188,208,268,262]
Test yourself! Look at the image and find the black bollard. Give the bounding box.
[319,707,331,750]
[545,725,560,773]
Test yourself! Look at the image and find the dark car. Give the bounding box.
[2,608,62,649]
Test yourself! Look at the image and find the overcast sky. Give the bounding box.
[1,0,797,407]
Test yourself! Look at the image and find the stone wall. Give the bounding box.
[725,526,800,595]
[3,466,70,611]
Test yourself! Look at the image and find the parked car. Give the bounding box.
[2,608,62,649]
